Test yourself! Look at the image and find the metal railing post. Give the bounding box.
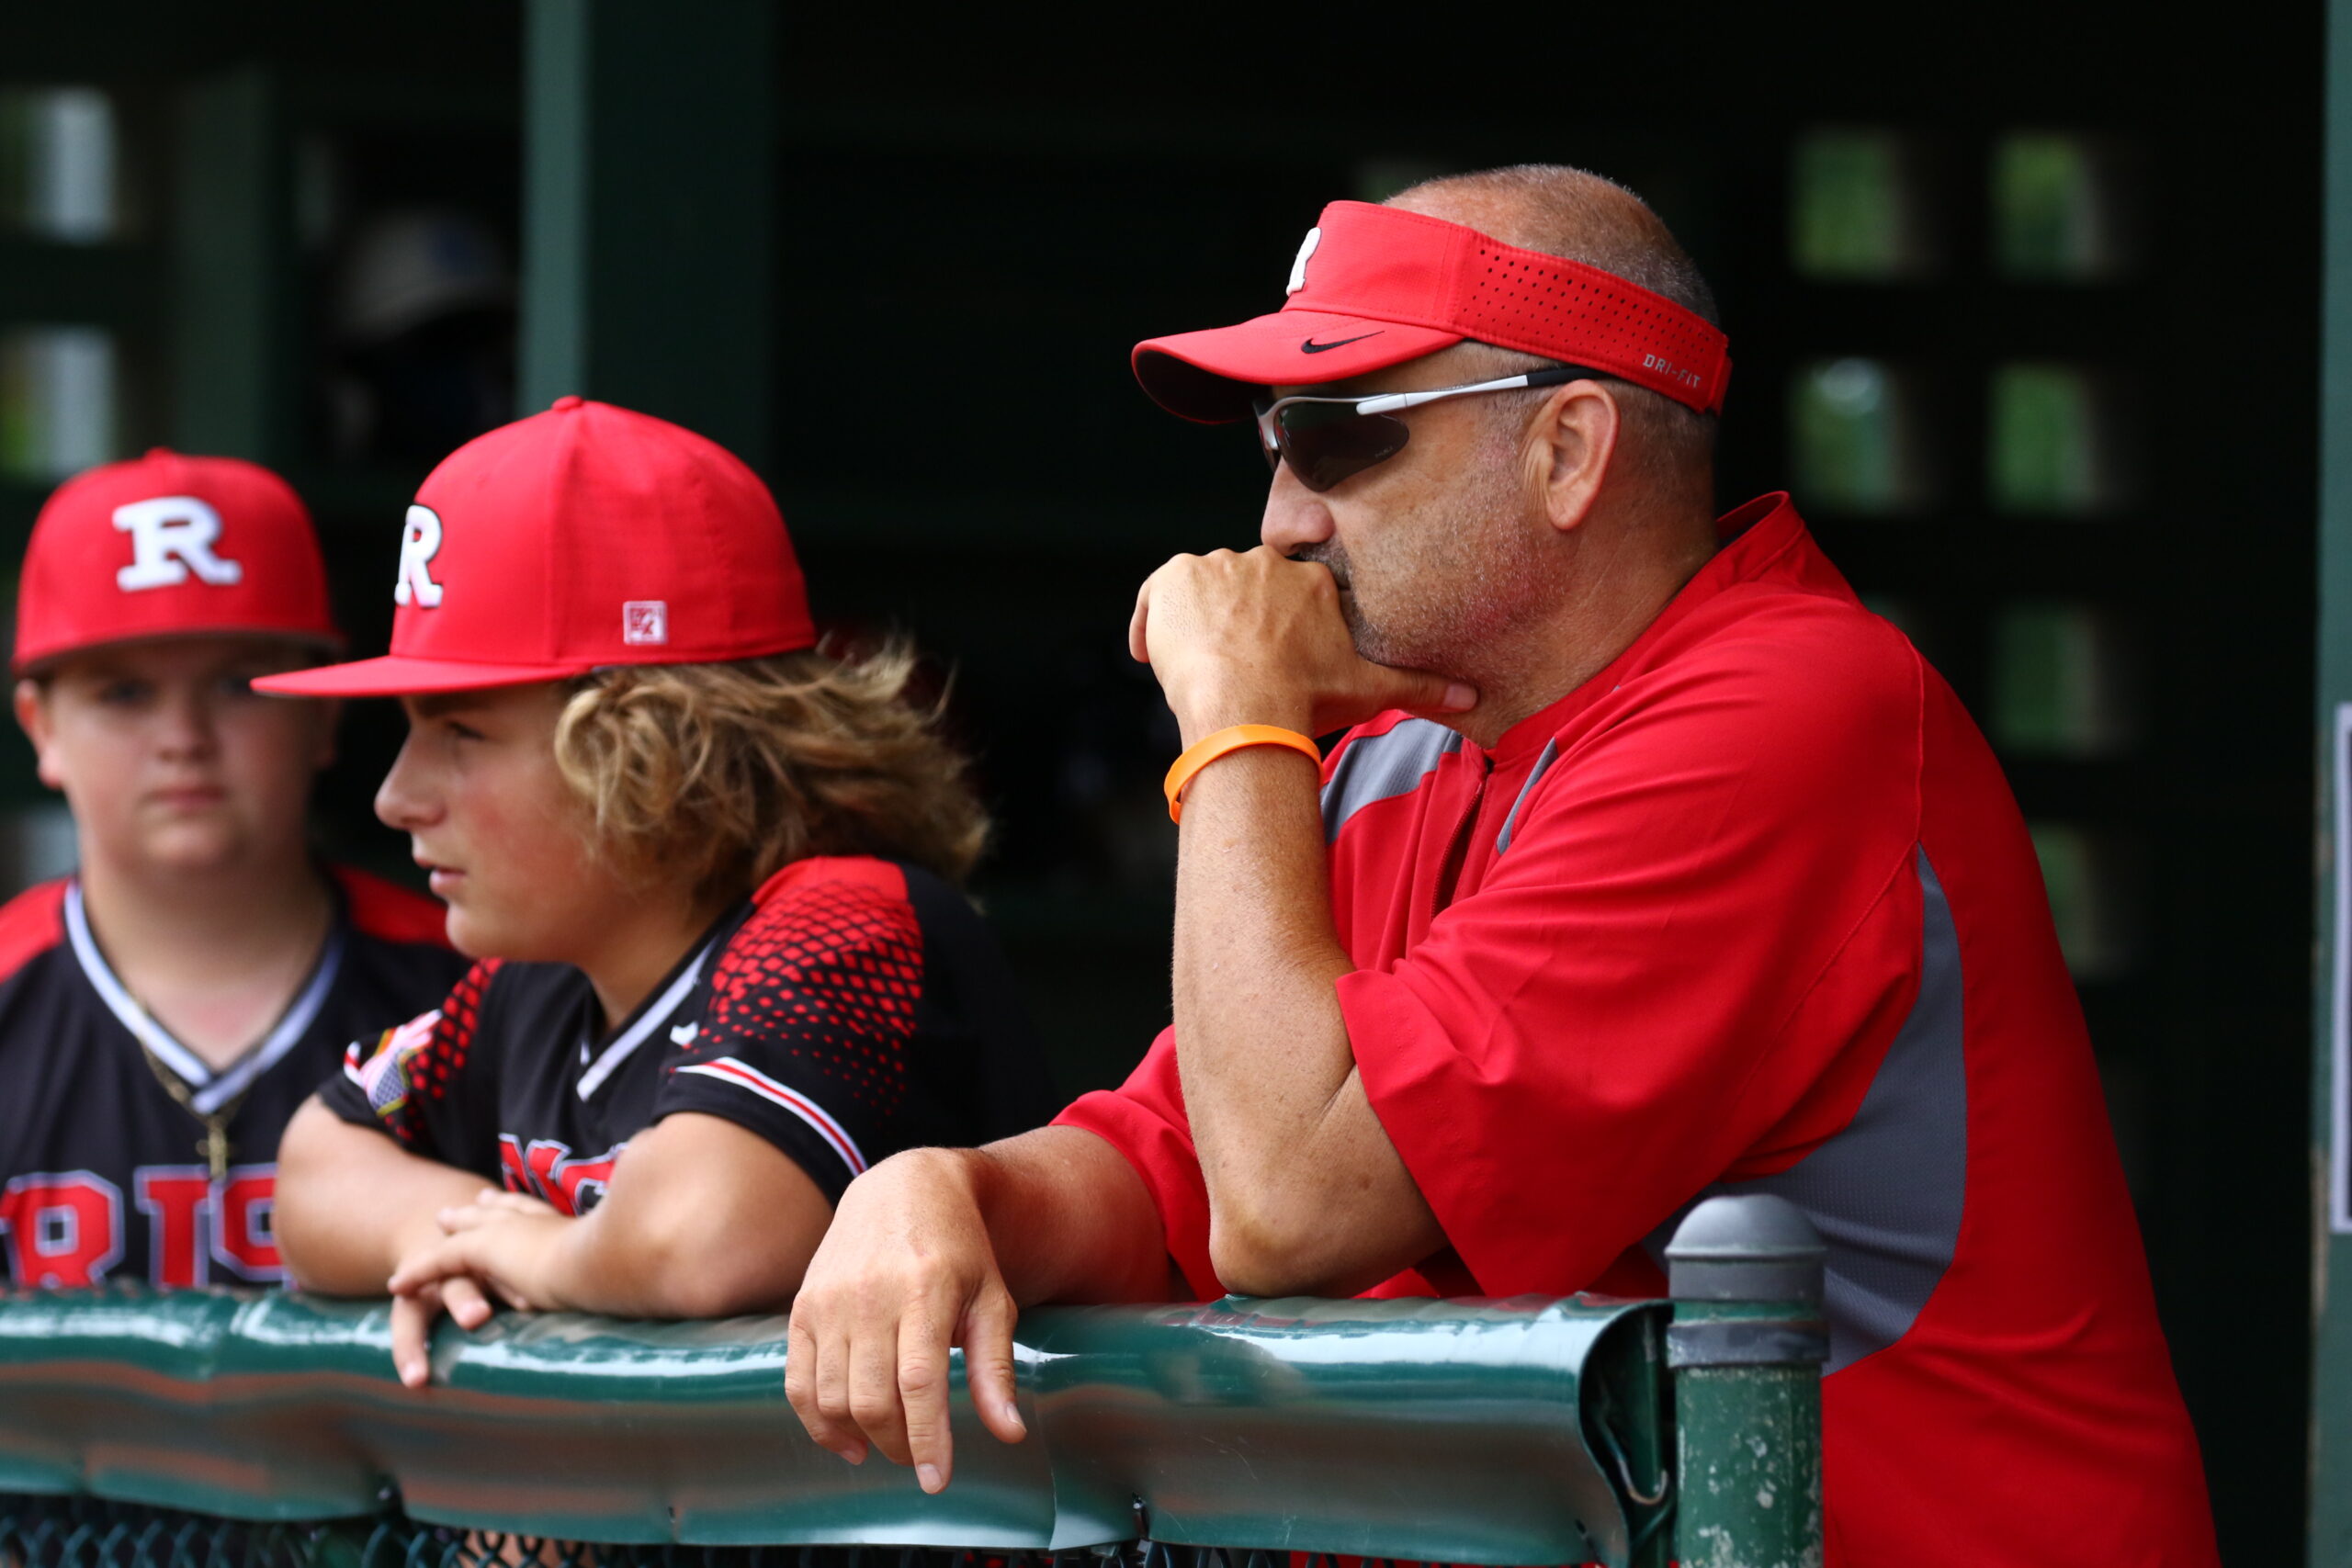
[1665,1194,1829,1568]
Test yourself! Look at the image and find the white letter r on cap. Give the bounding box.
[113,497,243,592]
[395,504,444,607]
[1287,227,1321,296]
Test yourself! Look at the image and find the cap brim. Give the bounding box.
[254,654,585,697]
[1133,309,1464,423]
[12,626,343,679]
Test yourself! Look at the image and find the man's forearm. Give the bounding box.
[1170,747,1358,1207]
[1169,741,1444,1294]
[968,1126,1173,1306]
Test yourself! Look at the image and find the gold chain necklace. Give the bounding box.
[91,882,339,1184]
[129,1010,254,1184]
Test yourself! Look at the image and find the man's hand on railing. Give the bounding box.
[785,1147,1027,1495]
[785,1128,1180,1492]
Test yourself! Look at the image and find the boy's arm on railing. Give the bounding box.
[787,1125,1173,1493]
[274,1097,507,1384]
[388,1111,832,1321]
[277,1099,496,1293]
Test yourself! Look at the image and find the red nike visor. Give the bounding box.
[1134,200,1731,423]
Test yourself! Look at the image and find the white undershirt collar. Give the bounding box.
[575,934,718,1100]
[65,878,346,1117]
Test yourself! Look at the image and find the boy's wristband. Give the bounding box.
[1164,724,1322,823]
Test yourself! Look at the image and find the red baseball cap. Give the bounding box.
[1133,200,1732,421]
[256,397,815,697]
[13,449,341,675]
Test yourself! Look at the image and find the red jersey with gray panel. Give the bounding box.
[1057,493,2219,1566]
[0,867,461,1287]
[320,856,1052,1212]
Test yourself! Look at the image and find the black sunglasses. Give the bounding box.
[1251,365,1595,492]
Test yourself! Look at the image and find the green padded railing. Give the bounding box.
[0,1197,1830,1568]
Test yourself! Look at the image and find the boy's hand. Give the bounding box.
[385,1201,574,1386]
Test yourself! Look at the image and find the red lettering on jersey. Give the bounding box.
[496,1134,625,1216]
[525,1140,565,1198]
[552,1151,620,1213]
[134,1168,212,1287]
[498,1134,531,1194]
[209,1168,281,1280]
[0,1172,123,1286]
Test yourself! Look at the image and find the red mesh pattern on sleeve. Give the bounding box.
[688,881,923,1115]
[418,960,495,1100]
[1454,241,1730,412]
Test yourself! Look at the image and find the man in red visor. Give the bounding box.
[784,164,2218,1565]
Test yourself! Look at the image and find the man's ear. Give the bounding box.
[13,679,63,792]
[1529,379,1623,535]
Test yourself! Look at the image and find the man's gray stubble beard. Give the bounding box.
[1299,451,1545,682]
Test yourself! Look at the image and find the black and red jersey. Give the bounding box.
[0,866,464,1288]
[321,855,1053,1213]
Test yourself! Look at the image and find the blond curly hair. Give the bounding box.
[551,644,989,904]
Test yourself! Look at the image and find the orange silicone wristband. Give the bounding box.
[1164,724,1323,823]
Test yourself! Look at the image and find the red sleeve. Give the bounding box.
[1347,614,1932,1296]
[328,864,453,948]
[1054,1029,1218,1300]
[0,880,67,984]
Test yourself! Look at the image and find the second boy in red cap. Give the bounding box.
[0,449,464,1289]
[266,397,1052,1386]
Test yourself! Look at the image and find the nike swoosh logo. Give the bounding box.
[1301,332,1383,354]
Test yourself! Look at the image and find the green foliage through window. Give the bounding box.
[1792,358,1925,513]
[2030,822,2136,981]
[1993,133,2131,280]
[1990,363,2123,513]
[1991,602,2136,758]
[1791,130,1927,279]
[0,328,118,483]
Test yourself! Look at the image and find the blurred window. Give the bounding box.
[1989,362,2133,514]
[0,327,119,482]
[2030,822,2139,981]
[0,87,118,243]
[1990,602,2138,758]
[1791,129,1934,279]
[1993,132,2137,281]
[1791,357,1932,513]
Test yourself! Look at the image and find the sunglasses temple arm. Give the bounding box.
[1355,369,1575,417]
